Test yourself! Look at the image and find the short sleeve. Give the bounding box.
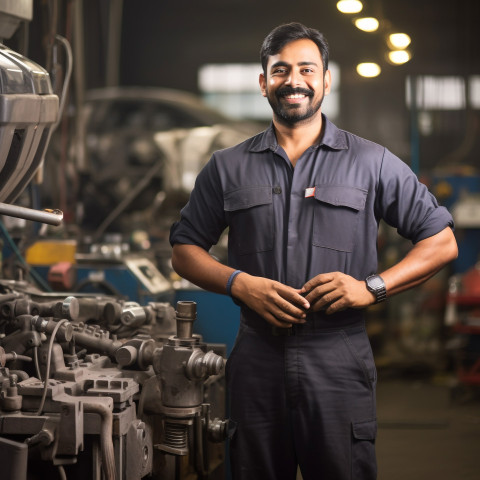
[376,149,454,244]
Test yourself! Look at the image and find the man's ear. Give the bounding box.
[259,73,267,97]
[324,69,332,95]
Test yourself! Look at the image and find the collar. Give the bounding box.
[248,114,349,153]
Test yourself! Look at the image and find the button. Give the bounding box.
[273,186,282,194]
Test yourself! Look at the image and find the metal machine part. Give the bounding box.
[0,204,63,226]
[0,285,228,479]
[0,0,60,225]
[149,301,228,480]
[0,41,59,204]
[155,302,227,461]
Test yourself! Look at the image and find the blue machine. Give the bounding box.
[32,255,174,304]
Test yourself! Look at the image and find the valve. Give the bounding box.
[154,301,228,458]
[207,417,229,443]
[186,349,224,380]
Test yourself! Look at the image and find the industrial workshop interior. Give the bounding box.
[0,0,479,479]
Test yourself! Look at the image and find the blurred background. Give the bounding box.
[1,1,480,479]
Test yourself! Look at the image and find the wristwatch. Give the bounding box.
[365,274,387,303]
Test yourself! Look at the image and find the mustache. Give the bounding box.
[276,87,314,98]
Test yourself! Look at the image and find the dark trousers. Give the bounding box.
[226,321,377,480]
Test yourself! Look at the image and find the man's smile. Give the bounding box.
[276,87,314,105]
[284,93,308,101]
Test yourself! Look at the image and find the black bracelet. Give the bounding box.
[226,270,243,297]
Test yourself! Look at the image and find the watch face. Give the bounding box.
[366,275,386,303]
[368,276,384,290]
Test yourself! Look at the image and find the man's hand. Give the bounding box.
[301,272,375,314]
[172,244,310,328]
[232,273,310,328]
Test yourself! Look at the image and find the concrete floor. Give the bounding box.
[295,374,480,480]
[376,377,480,480]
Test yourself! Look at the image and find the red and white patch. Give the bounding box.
[305,187,316,198]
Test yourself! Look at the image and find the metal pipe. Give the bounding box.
[52,34,73,132]
[35,319,68,415]
[195,413,208,476]
[72,329,123,357]
[0,203,63,225]
[83,400,116,480]
[72,0,87,172]
[175,301,196,339]
[8,369,29,381]
[106,0,124,87]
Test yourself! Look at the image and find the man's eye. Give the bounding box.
[273,68,286,74]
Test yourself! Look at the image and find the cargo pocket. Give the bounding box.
[224,186,274,255]
[351,419,377,479]
[313,185,367,252]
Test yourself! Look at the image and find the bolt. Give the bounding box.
[9,374,18,387]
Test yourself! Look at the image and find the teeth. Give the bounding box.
[286,94,306,99]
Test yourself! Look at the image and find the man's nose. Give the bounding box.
[285,70,302,86]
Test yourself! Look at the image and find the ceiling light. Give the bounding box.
[337,1,363,14]
[388,50,411,65]
[354,17,379,32]
[388,33,411,49]
[356,62,381,78]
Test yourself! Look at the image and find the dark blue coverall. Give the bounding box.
[170,115,454,479]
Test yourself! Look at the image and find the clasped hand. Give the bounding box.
[232,272,375,328]
[301,272,375,314]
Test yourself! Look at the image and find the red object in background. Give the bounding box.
[462,263,480,296]
[449,263,480,386]
[48,262,76,291]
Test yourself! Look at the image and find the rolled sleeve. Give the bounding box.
[169,154,227,250]
[409,207,454,243]
[377,149,454,244]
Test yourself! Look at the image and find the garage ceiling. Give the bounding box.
[119,0,480,91]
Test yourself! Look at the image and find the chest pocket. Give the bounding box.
[313,185,367,252]
[224,186,274,255]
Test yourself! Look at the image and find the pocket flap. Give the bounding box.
[224,186,273,211]
[352,419,377,440]
[314,185,367,211]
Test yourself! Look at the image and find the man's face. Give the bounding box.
[259,38,331,126]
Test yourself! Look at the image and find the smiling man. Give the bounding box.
[261,38,330,127]
[170,22,457,480]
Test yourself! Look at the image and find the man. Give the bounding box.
[170,22,457,480]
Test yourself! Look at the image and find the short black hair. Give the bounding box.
[260,22,329,74]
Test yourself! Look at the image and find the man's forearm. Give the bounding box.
[300,226,457,314]
[380,226,458,297]
[171,243,236,295]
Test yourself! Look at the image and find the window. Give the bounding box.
[405,75,474,110]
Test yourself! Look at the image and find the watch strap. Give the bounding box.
[365,274,387,303]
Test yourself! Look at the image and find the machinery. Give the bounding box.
[0,2,229,479]
[0,288,228,480]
